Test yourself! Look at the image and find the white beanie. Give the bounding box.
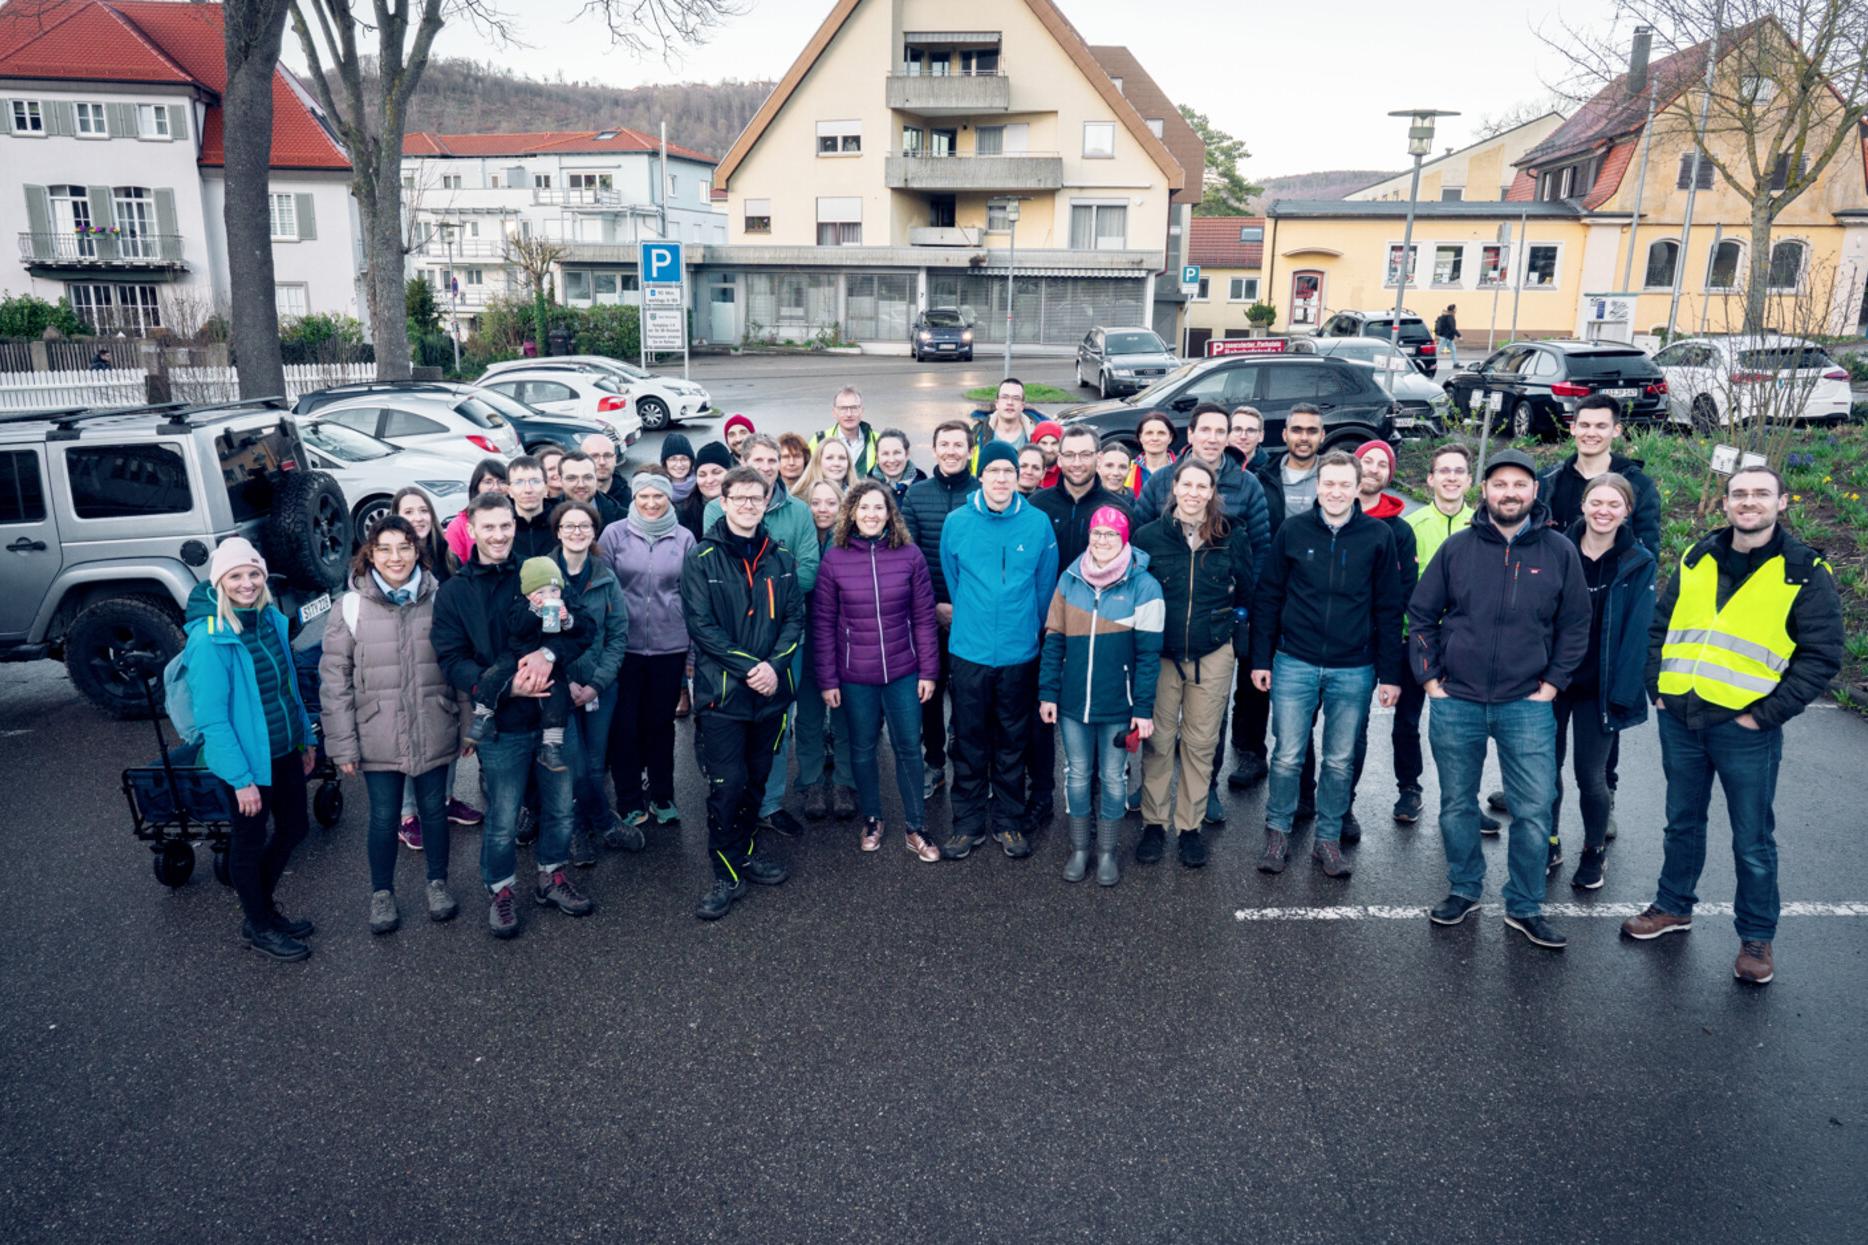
[209,535,267,586]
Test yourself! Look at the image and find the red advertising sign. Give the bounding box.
[1206,337,1289,357]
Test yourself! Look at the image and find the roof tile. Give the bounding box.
[1186,216,1263,267]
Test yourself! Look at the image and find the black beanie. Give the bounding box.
[695,441,735,471]
[660,432,695,464]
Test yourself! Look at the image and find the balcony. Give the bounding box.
[19,232,186,269]
[532,187,626,208]
[884,152,1062,193]
[908,226,983,247]
[886,69,1010,115]
[413,236,508,259]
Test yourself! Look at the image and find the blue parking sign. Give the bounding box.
[1181,264,1200,286]
[640,241,683,285]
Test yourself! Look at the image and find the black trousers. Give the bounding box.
[948,654,1036,839]
[1554,689,1616,850]
[1026,716,1056,814]
[697,710,786,879]
[920,626,952,770]
[609,650,686,812]
[223,752,311,928]
[1232,670,1270,759]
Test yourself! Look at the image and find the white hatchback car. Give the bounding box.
[1653,334,1855,430]
[477,367,644,446]
[481,355,710,431]
[307,391,523,464]
[296,418,474,535]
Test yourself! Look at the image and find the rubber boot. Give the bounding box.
[1062,815,1092,883]
[1096,819,1120,887]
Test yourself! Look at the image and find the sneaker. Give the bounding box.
[369,888,400,935]
[1339,812,1363,845]
[903,830,942,863]
[514,808,538,847]
[1735,940,1775,985]
[1504,913,1568,949]
[940,831,986,861]
[269,905,315,939]
[467,711,496,744]
[995,828,1033,859]
[1203,791,1225,827]
[1312,840,1352,878]
[398,816,424,851]
[860,818,883,852]
[488,885,519,939]
[446,798,484,826]
[1620,905,1692,940]
[922,768,947,800]
[244,923,311,961]
[675,686,691,719]
[602,814,646,853]
[740,851,789,886]
[696,875,746,920]
[803,784,831,820]
[535,868,595,916]
[1392,788,1424,824]
[1178,829,1209,868]
[1257,828,1290,874]
[620,806,651,827]
[1487,789,1509,813]
[1571,846,1605,891]
[833,786,859,820]
[1227,752,1268,791]
[1135,823,1166,865]
[426,879,458,922]
[536,742,568,773]
[760,809,806,839]
[1028,799,1055,828]
[1545,836,1564,874]
[1428,894,1481,926]
[649,802,680,826]
[1478,809,1501,837]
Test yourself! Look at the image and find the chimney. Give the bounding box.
[1627,26,1653,97]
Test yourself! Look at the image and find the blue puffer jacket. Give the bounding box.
[1038,547,1166,724]
[181,580,315,790]
[939,490,1059,667]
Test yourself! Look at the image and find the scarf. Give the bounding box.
[1077,544,1131,591]
[371,566,421,606]
[627,500,680,540]
[668,473,696,502]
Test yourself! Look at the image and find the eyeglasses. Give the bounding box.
[1058,450,1096,462]
[557,522,594,534]
[725,494,765,507]
[1431,467,1469,477]
[834,404,863,413]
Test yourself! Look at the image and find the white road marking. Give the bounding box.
[1232,901,1868,921]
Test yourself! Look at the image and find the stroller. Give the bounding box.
[118,646,345,890]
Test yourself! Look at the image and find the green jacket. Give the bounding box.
[1405,501,1475,570]
[702,484,820,591]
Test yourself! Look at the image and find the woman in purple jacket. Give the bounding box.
[813,480,941,859]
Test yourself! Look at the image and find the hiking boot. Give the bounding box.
[1135,823,1166,865]
[1429,894,1481,926]
[1487,789,1509,813]
[244,923,311,962]
[649,802,680,826]
[940,830,987,860]
[369,889,400,935]
[1392,788,1424,824]
[536,741,568,773]
[696,875,746,920]
[1571,846,1606,891]
[568,825,598,868]
[903,830,941,863]
[860,818,884,852]
[995,828,1033,859]
[1178,828,1209,869]
[1621,905,1692,940]
[467,711,496,744]
[535,868,594,916]
[514,807,537,846]
[1478,809,1501,837]
[832,786,858,819]
[1504,913,1568,949]
[1028,798,1055,828]
[1095,819,1121,887]
[923,768,946,800]
[1257,829,1290,874]
[1545,836,1564,874]
[1339,812,1363,845]
[803,783,831,820]
[1228,752,1268,791]
[602,814,646,853]
[1063,815,1092,883]
[446,798,484,826]
[1203,790,1225,827]
[398,816,424,851]
[1735,940,1775,985]
[760,809,806,839]
[487,885,519,938]
[740,850,789,886]
[269,905,315,939]
[1312,840,1352,878]
[426,879,458,922]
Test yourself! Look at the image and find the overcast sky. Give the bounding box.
[394,0,1636,174]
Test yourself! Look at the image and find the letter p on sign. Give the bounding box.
[640,241,683,285]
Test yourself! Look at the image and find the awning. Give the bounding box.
[974,267,1146,279]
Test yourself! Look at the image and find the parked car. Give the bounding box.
[1315,309,1439,376]
[305,391,522,463]
[1443,339,1669,438]
[910,307,974,362]
[297,380,627,456]
[297,418,472,536]
[1074,326,1179,398]
[1293,335,1450,436]
[1652,334,1855,431]
[0,399,348,718]
[1057,354,1397,453]
[476,368,643,446]
[480,355,709,431]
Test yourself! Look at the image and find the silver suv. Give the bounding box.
[0,399,351,717]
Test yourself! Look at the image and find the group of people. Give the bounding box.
[176,377,1842,987]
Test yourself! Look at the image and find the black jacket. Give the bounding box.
[1537,452,1662,557]
[1251,506,1406,684]
[1248,449,1289,538]
[432,555,542,732]
[510,507,559,562]
[604,475,633,508]
[1434,311,1458,339]
[1032,479,1134,571]
[1566,520,1656,732]
[1132,515,1256,663]
[681,518,805,721]
[590,488,628,535]
[1643,525,1843,730]
[676,488,712,543]
[901,467,979,605]
[1407,501,1591,702]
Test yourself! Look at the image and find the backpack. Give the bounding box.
[161,648,199,746]
[340,591,360,632]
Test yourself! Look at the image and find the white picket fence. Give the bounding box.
[170,363,378,403]
[0,362,378,411]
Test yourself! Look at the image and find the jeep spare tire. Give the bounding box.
[66,595,185,719]
[266,470,351,591]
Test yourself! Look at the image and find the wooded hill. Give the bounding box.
[1248,169,1400,209]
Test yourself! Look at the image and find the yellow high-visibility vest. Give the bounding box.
[1657,550,1802,710]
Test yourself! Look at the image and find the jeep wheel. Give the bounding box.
[66,595,184,719]
[267,470,351,591]
[637,396,671,431]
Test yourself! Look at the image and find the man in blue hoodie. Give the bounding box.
[938,440,1059,861]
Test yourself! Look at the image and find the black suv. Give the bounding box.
[1444,339,1668,438]
[1317,309,1438,376]
[1056,355,1398,453]
[294,380,618,455]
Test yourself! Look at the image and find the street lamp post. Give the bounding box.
[1001,199,1020,379]
[438,221,461,373]
[1384,109,1458,403]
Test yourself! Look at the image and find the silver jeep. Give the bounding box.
[0,399,351,717]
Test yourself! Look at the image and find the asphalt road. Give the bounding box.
[3,636,1866,1241]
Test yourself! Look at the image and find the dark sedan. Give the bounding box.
[1444,339,1669,438]
[911,307,975,361]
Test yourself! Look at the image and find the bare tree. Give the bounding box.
[223,1,294,399]
[1542,1,1868,334]
[504,233,567,348]
[1472,94,1565,140]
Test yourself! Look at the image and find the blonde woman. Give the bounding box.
[801,437,854,495]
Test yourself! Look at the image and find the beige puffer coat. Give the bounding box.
[318,569,467,775]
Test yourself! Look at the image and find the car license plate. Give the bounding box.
[298,593,332,624]
[937,343,955,351]
[1602,388,1638,398]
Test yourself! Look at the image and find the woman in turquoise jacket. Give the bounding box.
[182,537,318,962]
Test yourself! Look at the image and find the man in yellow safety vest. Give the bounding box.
[1621,466,1843,986]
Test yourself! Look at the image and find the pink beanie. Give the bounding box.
[209,535,267,586]
[1089,505,1130,543]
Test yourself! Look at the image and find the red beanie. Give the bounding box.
[1032,420,1064,443]
[723,413,755,438]
[1353,439,1396,473]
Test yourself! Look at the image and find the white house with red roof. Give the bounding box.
[399,127,724,327]
[0,0,361,335]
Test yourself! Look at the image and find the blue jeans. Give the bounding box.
[478,730,573,891]
[1060,717,1128,822]
[1428,695,1556,917]
[794,640,853,796]
[758,649,809,818]
[1654,709,1783,941]
[401,756,457,819]
[367,767,448,891]
[1267,653,1374,842]
[841,676,927,830]
[562,687,618,832]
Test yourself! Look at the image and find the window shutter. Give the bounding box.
[86,185,117,259]
[293,193,317,240]
[168,104,187,139]
[107,102,133,137]
[23,186,51,259]
[153,188,177,258]
[1675,153,1693,189]
[44,101,72,137]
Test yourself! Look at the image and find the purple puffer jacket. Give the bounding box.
[812,536,939,689]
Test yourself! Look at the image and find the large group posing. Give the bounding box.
[180,377,1843,986]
